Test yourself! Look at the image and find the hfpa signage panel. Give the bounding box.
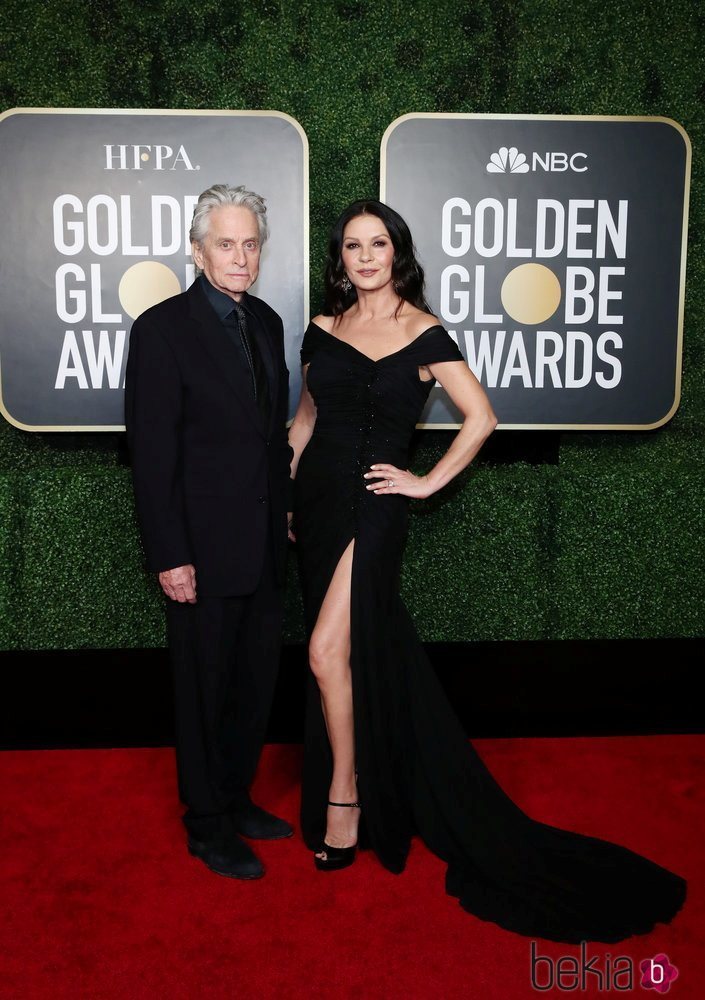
[0,108,308,430]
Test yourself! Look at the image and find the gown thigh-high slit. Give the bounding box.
[294,320,686,943]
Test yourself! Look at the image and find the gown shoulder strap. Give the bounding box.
[300,322,323,366]
[413,326,465,366]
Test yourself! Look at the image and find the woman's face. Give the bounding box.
[341,214,395,293]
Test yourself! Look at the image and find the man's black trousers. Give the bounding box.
[165,536,283,840]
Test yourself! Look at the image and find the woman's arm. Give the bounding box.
[366,360,497,498]
[287,367,318,538]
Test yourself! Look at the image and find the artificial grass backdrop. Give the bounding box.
[0,0,703,648]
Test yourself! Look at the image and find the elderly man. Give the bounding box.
[125,184,294,879]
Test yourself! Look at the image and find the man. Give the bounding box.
[125,184,294,879]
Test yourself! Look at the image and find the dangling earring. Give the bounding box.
[342,274,352,292]
[393,278,401,293]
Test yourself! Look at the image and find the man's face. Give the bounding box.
[192,205,261,300]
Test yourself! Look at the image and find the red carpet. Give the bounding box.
[1,736,702,999]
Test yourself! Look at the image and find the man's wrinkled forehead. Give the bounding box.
[206,205,260,243]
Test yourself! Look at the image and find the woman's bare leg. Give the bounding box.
[308,540,360,852]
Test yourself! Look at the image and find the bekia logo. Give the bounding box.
[640,953,680,993]
[487,145,588,174]
[530,942,680,993]
[104,144,199,171]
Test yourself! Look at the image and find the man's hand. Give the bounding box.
[159,564,197,603]
[287,511,296,543]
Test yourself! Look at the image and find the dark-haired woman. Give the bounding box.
[288,200,685,942]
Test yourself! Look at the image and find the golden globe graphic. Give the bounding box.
[500,264,562,326]
[118,261,182,321]
[0,108,308,431]
[381,114,691,429]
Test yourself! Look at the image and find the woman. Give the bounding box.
[288,199,685,942]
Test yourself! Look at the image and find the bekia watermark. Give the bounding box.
[530,941,679,992]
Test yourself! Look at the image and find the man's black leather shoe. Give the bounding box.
[187,833,264,879]
[230,801,294,840]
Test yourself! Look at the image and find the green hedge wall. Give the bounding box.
[1,0,703,648]
[2,456,702,648]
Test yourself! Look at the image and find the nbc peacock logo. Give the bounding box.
[486,146,530,173]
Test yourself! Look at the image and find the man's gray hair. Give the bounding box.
[189,184,269,247]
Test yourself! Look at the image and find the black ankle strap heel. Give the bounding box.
[314,801,361,871]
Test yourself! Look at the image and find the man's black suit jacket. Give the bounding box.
[125,278,292,597]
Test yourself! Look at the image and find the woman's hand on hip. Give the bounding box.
[364,464,431,499]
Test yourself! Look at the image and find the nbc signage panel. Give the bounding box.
[381,114,691,429]
[0,108,308,430]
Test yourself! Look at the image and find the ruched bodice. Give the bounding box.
[303,322,450,450]
[298,321,461,518]
[293,318,685,943]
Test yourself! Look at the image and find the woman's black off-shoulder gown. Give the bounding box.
[293,320,685,943]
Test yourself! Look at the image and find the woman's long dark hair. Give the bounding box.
[323,199,431,317]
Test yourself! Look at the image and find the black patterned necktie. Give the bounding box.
[229,300,270,423]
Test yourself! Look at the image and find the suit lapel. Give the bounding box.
[187,281,265,437]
